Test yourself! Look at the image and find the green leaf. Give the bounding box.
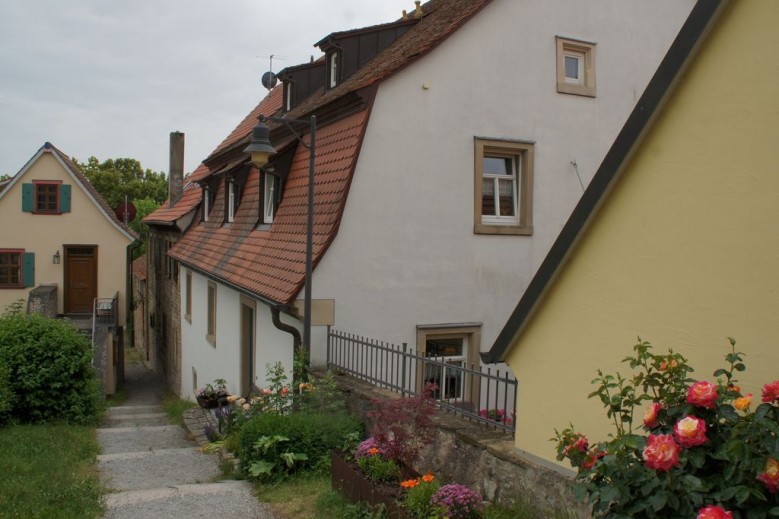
[647,491,667,512]
[599,485,621,503]
[767,506,779,516]
[279,452,308,468]
[248,460,275,477]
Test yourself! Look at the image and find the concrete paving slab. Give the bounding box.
[99,446,221,491]
[97,425,192,454]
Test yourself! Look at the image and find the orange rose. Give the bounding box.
[643,402,661,429]
[734,394,752,411]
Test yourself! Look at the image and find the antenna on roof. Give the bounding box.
[260,54,281,91]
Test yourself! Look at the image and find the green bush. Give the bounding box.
[0,362,14,426]
[238,409,362,480]
[0,310,103,424]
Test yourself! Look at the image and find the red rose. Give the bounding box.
[642,434,680,471]
[687,381,718,409]
[563,433,589,456]
[580,450,605,471]
[673,416,707,448]
[761,380,779,403]
[697,505,733,519]
[643,402,661,429]
[757,458,779,494]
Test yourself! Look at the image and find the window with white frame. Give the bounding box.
[285,81,294,112]
[227,180,237,223]
[262,172,277,224]
[328,51,339,89]
[556,36,596,97]
[416,324,481,404]
[203,186,212,222]
[474,138,534,235]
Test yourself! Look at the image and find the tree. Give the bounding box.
[72,156,168,208]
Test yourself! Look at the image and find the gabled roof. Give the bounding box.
[481,0,727,364]
[168,109,368,306]
[0,142,138,241]
[142,163,209,225]
[205,0,492,165]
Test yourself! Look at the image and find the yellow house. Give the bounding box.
[482,0,779,471]
[0,143,136,325]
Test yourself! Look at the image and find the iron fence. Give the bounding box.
[327,327,517,434]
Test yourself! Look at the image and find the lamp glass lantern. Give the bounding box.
[244,120,276,168]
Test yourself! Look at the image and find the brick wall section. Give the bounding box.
[329,373,590,518]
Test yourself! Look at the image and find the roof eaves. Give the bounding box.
[481,0,728,365]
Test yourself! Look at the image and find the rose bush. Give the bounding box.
[553,339,779,518]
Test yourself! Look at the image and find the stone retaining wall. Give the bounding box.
[330,372,590,518]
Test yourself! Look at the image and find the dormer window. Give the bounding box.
[227,179,237,223]
[261,172,278,224]
[328,51,340,88]
[284,81,294,112]
[203,185,212,222]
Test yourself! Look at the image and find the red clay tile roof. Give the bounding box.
[47,143,139,240]
[142,163,209,225]
[207,0,491,164]
[168,109,368,305]
[209,86,284,161]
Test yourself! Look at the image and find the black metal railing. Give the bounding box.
[327,328,517,434]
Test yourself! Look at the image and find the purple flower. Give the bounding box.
[430,484,483,518]
[203,423,220,442]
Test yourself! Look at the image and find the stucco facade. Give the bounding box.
[180,268,295,399]
[0,145,135,323]
[310,0,695,365]
[502,0,779,468]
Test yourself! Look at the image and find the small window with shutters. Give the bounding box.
[0,250,34,288]
[22,181,70,214]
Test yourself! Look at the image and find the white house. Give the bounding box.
[168,0,696,400]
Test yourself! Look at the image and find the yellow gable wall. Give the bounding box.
[506,1,779,467]
[0,151,132,323]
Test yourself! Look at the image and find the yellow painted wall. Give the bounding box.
[506,1,779,467]
[0,151,133,323]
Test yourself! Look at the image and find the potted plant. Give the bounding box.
[196,378,229,409]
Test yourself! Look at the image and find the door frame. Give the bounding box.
[239,296,257,396]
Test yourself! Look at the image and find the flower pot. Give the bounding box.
[331,450,412,518]
[196,396,221,409]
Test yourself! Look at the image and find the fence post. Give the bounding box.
[401,343,407,397]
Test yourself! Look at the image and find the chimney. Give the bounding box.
[168,131,185,207]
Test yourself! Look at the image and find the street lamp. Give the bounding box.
[244,114,316,365]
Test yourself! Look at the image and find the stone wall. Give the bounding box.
[26,284,57,318]
[330,373,590,518]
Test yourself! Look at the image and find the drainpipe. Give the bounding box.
[271,307,304,384]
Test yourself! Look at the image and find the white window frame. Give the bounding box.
[474,138,534,235]
[328,52,339,88]
[263,173,276,224]
[227,180,236,223]
[203,186,211,222]
[556,36,596,97]
[416,324,481,405]
[285,81,294,111]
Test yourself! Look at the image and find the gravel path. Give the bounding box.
[98,358,279,519]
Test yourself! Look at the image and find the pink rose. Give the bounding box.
[580,450,605,471]
[642,434,680,471]
[687,381,718,409]
[757,458,779,494]
[563,433,589,456]
[262,388,272,395]
[643,402,661,428]
[697,505,733,519]
[762,380,779,403]
[281,387,289,396]
[673,416,707,448]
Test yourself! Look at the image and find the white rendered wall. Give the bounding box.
[311,0,695,358]
[180,269,295,399]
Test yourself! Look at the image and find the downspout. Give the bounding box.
[271,306,304,384]
[125,240,143,383]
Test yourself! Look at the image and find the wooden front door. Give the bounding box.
[240,297,256,396]
[65,246,97,314]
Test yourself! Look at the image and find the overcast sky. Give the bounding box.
[0,1,405,178]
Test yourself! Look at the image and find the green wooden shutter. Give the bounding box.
[60,184,71,213]
[22,253,35,287]
[22,183,33,212]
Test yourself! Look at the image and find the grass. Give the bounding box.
[161,391,197,426]
[0,423,103,519]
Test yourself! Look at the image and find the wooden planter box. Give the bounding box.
[331,450,411,518]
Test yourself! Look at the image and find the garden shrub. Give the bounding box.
[553,338,779,518]
[238,409,362,480]
[0,362,14,426]
[0,309,103,424]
